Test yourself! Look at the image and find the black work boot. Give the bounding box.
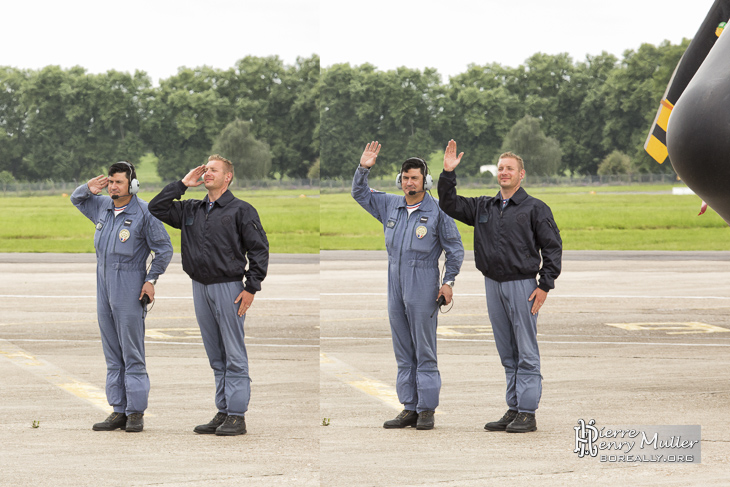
[215,415,247,436]
[383,410,418,429]
[194,412,228,434]
[484,409,518,431]
[125,413,144,433]
[416,410,435,430]
[506,412,537,433]
[92,412,127,431]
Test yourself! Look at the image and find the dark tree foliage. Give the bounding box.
[0,42,690,181]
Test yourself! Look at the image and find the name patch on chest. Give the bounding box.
[124,219,133,226]
[419,216,429,223]
[386,220,396,229]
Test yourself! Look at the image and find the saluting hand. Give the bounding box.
[87,175,109,194]
[182,165,207,187]
[443,139,464,172]
[360,141,381,168]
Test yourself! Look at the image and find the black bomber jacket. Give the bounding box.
[149,181,269,293]
[437,170,562,292]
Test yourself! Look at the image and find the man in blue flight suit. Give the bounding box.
[352,141,464,430]
[438,140,562,433]
[149,154,269,437]
[71,161,173,433]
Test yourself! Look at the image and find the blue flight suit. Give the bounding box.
[71,184,173,415]
[352,166,464,412]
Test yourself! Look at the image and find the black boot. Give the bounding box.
[484,409,518,431]
[215,415,247,436]
[416,410,435,430]
[506,412,537,433]
[194,412,228,434]
[125,413,144,433]
[383,410,418,429]
[92,412,127,431]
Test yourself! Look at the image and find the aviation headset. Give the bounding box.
[115,161,140,195]
[395,157,433,191]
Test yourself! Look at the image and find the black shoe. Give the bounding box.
[215,415,246,436]
[506,412,537,433]
[484,409,518,431]
[92,412,127,431]
[125,413,144,433]
[383,410,418,429]
[416,410,435,430]
[194,412,228,434]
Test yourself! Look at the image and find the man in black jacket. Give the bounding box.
[149,155,269,436]
[437,140,562,433]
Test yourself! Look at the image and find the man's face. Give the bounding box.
[107,171,130,198]
[401,168,424,195]
[203,160,231,190]
[497,157,524,192]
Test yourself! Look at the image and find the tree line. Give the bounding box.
[321,40,688,179]
[0,55,320,182]
[0,40,689,182]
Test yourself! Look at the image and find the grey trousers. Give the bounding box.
[484,277,542,414]
[387,259,441,413]
[97,267,149,415]
[192,280,251,416]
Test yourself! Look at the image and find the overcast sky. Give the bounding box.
[2,0,714,83]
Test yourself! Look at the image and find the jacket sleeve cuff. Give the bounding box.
[538,282,552,292]
[440,170,457,181]
[243,284,258,294]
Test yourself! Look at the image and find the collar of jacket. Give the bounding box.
[201,190,234,208]
[396,192,436,211]
[489,186,528,206]
[104,195,140,215]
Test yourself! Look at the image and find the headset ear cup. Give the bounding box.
[424,174,433,191]
[129,178,140,195]
[395,173,402,190]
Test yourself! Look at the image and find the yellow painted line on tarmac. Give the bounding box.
[320,352,402,411]
[438,325,493,337]
[0,339,111,413]
[320,313,488,323]
[0,316,198,327]
[606,322,730,335]
[145,327,201,340]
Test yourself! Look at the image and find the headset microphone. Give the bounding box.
[408,189,426,196]
[111,195,119,200]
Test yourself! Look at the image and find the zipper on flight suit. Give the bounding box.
[397,207,410,286]
[99,210,115,283]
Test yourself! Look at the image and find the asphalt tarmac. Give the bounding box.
[320,251,730,486]
[0,253,319,487]
[2,251,730,486]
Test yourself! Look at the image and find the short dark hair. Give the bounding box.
[108,161,134,181]
[401,157,428,178]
